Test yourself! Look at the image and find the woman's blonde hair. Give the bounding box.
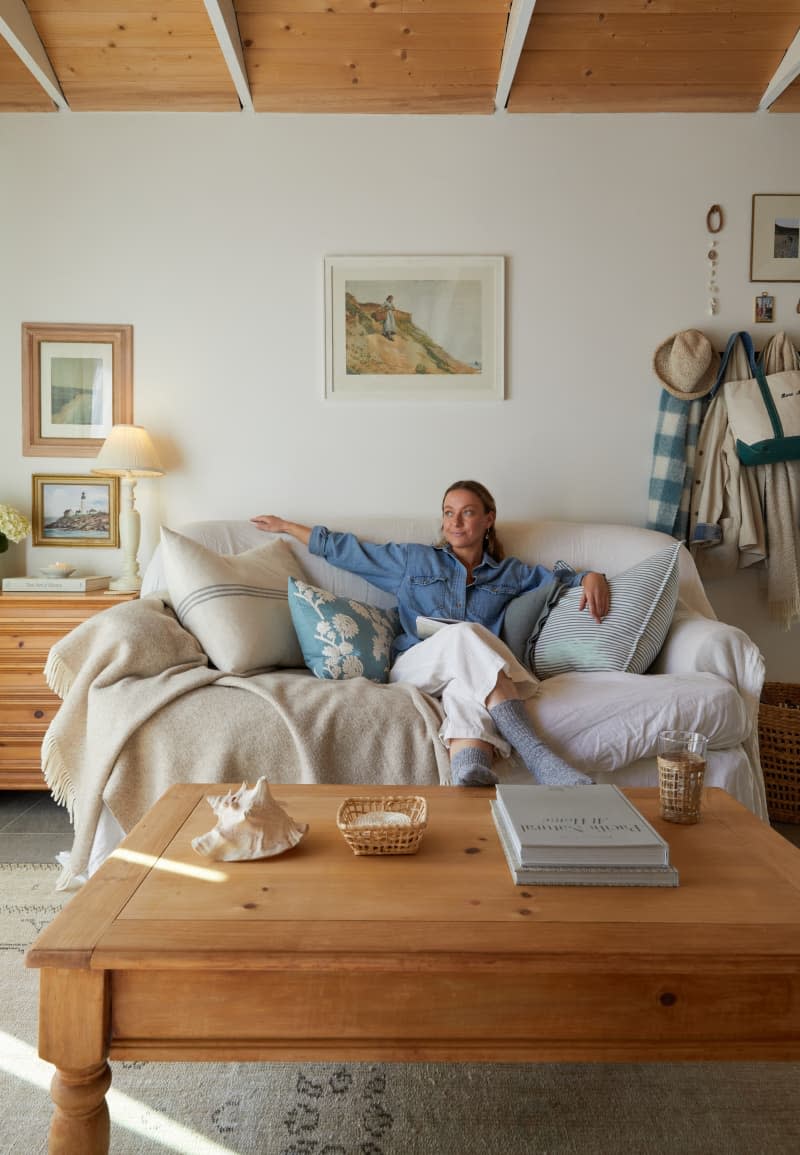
[440,479,505,561]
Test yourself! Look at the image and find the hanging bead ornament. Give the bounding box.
[705,204,723,316]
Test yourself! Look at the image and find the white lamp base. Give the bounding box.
[113,476,143,593]
[109,575,142,593]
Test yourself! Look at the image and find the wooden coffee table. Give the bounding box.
[27,784,800,1154]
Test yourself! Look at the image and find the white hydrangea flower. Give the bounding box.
[0,504,31,545]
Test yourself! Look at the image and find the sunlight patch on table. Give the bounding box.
[111,847,227,882]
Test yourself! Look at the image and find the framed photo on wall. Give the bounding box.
[22,323,133,456]
[754,292,775,324]
[750,194,800,282]
[31,474,119,548]
[324,255,505,400]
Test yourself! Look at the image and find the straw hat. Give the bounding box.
[653,329,720,400]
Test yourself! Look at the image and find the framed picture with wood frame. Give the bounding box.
[31,474,120,548]
[324,255,505,401]
[22,322,133,456]
[750,194,800,282]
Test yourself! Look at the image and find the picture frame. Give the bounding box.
[31,474,120,548]
[750,194,800,282]
[22,323,133,456]
[324,255,504,400]
[754,292,775,324]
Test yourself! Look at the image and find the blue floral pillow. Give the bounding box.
[288,578,399,683]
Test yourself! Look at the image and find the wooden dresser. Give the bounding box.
[0,591,137,790]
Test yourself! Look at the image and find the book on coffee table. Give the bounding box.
[493,784,670,867]
[491,800,679,887]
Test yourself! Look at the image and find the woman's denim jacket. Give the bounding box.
[309,526,583,656]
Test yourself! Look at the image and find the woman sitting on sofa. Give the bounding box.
[252,480,610,788]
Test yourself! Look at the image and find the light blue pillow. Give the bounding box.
[533,543,681,679]
[288,577,399,683]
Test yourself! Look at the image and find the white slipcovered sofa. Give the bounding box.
[48,515,767,888]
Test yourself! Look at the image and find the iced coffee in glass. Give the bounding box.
[657,730,708,824]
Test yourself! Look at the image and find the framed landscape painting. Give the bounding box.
[22,322,133,456]
[32,474,119,548]
[750,194,800,282]
[324,255,505,400]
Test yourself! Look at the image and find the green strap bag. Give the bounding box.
[711,331,800,465]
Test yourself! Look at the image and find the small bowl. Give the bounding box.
[40,564,76,578]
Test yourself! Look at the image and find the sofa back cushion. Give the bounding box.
[142,517,710,620]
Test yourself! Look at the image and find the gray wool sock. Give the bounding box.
[489,699,593,786]
[450,746,498,788]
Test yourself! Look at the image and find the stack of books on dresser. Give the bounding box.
[2,575,111,592]
[491,784,678,887]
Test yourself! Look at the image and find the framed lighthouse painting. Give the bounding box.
[31,474,119,548]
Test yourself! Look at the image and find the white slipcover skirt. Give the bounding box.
[389,621,538,755]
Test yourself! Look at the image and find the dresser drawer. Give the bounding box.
[0,590,136,789]
[0,691,59,729]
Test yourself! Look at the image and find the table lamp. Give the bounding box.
[91,424,164,592]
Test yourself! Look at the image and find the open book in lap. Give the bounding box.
[415,616,462,639]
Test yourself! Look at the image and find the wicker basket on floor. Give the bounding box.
[759,682,800,824]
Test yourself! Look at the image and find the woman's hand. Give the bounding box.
[251,515,288,534]
[579,572,610,623]
[250,516,313,546]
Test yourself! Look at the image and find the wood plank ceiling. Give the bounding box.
[0,1,799,116]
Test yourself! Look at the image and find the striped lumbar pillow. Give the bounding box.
[160,526,307,674]
[532,542,681,679]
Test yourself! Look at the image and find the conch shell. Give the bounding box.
[191,777,308,861]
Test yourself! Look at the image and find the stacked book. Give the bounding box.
[492,783,678,887]
[2,575,111,593]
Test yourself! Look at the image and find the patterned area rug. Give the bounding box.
[2,863,799,1155]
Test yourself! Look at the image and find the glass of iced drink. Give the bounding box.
[657,730,708,824]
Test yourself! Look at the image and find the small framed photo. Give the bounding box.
[324,255,505,401]
[754,292,775,324]
[750,194,800,282]
[22,323,133,456]
[32,474,119,548]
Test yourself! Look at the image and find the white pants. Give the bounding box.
[389,622,539,756]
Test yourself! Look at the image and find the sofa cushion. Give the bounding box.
[532,543,681,679]
[288,577,399,682]
[526,670,750,773]
[160,527,307,674]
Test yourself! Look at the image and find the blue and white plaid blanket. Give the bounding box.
[646,390,707,540]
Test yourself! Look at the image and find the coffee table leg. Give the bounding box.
[38,969,111,1155]
[49,1062,111,1154]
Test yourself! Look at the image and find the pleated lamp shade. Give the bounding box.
[92,424,164,477]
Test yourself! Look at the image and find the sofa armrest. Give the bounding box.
[650,610,765,721]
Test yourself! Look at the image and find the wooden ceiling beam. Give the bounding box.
[759,27,800,111]
[495,0,536,110]
[0,0,67,109]
[204,0,253,110]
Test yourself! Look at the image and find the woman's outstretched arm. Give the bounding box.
[251,515,312,546]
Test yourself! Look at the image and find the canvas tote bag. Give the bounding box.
[712,331,800,465]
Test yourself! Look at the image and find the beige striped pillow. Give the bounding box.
[160,527,307,674]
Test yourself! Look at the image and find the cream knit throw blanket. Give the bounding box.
[43,597,449,889]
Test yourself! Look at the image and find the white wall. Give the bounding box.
[1,112,798,679]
